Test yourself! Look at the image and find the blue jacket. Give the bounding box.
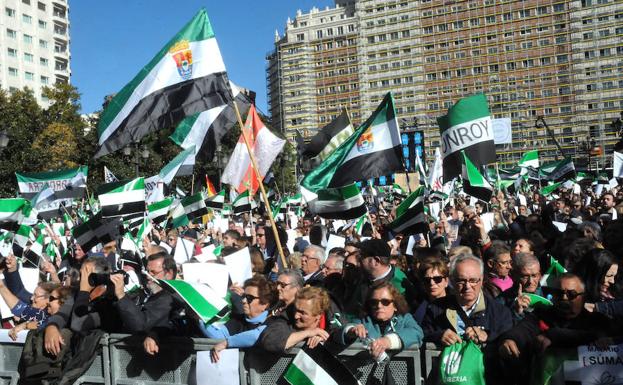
[340,313,423,349]
[200,311,268,348]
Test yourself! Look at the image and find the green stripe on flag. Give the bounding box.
[161,280,228,323]
[284,364,316,385]
[437,93,490,132]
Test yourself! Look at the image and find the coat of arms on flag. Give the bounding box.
[169,40,193,80]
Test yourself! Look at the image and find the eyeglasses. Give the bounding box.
[167,238,176,242]
[276,281,294,288]
[243,294,260,303]
[256,233,265,238]
[453,278,481,287]
[344,262,357,269]
[423,276,446,284]
[495,259,512,266]
[550,289,584,300]
[368,298,393,307]
[49,295,60,302]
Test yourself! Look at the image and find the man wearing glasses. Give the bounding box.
[421,254,512,347]
[301,245,325,287]
[498,273,615,383]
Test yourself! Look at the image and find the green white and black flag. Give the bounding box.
[181,191,208,220]
[159,280,229,323]
[387,186,428,235]
[98,178,145,219]
[461,151,493,202]
[0,198,27,230]
[95,9,233,158]
[301,109,354,162]
[438,94,496,183]
[170,81,252,162]
[159,146,197,184]
[308,183,367,220]
[541,158,576,182]
[301,93,403,201]
[282,345,361,385]
[232,190,256,214]
[518,150,539,171]
[205,189,225,209]
[147,198,173,225]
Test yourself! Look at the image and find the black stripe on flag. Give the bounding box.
[95,73,232,158]
[301,110,351,158]
[279,345,360,385]
[72,221,99,251]
[101,201,146,219]
[329,147,403,188]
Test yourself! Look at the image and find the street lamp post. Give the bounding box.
[123,143,150,178]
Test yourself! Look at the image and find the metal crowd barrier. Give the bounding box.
[0,334,437,385]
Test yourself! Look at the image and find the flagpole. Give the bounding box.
[191,175,195,196]
[232,101,288,269]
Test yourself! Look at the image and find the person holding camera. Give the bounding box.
[111,252,183,356]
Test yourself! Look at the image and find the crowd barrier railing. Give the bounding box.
[0,334,443,385]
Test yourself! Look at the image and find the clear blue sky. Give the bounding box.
[70,1,334,115]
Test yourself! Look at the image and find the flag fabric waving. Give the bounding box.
[300,109,354,161]
[308,183,367,220]
[147,197,173,225]
[205,176,217,197]
[181,192,208,221]
[158,145,196,184]
[461,151,493,202]
[613,151,623,178]
[518,150,539,170]
[428,148,444,192]
[301,93,403,200]
[104,166,118,183]
[170,81,252,162]
[282,345,361,385]
[205,189,225,209]
[159,279,229,323]
[438,94,496,183]
[222,104,286,194]
[95,9,233,158]
[387,186,428,235]
[232,190,256,214]
[98,178,145,219]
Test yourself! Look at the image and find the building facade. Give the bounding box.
[0,0,70,106]
[267,0,623,170]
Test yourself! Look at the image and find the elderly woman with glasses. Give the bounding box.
[338,282,423,361]
[200,275,277,362]
[0,279,59,332]
[8,286,72,341]
[413,257,450,324]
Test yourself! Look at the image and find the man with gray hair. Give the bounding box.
[499,253,543,321]
[301,245,325,287]
[422,253,512,347]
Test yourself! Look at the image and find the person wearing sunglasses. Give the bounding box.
[498,273,616,384]
[339,282,423,363]
[9,286,72,341]
[421,254,512,347]
[202,275,277,362]
[413,257,449,324]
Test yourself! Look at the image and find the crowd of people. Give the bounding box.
[1,182,622,384]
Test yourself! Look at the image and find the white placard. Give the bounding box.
[480,212,496,234]
[196,349,240,385]
[552,221,567,232]
[609,178,618,191]
[195,244,218,263]
[517,193,527,207]
[160,242,172,254]
[0,329,27,343]
[0,268,40,318]
[286,229,298,253]
[174,238,195,264]
[217,218,230,234]
[183,262,229,298]
[324,234,345,261]
[223,247,253,286]
[492,118,512,144]
[561,344,623,383]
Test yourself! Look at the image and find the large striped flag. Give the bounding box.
[282,345,360,385]
[518,150,539,171]
[222,105,286,194]
[170,202,190,228]
[0,198,27,230]
[98,178,145,218]
[387,186,428,235]
[438,94,496,183]
[308,183,367,220]
[540,158,576,182]
[461,151,493,202]
[170,81,252,162]
[147,198,174,225]
[158,146,196,184]
[159,280,229,323]
[95,9,233,158]
[301,93,403,202]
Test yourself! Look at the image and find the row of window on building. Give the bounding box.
[7,0,66,16]
[5,28,67,52]
[5,66,50,84]
[4,7,67,34]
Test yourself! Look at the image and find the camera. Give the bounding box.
[88,270,129,287]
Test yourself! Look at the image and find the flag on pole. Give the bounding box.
[387,186,428,235]
[134,217,152,245]
[415,150,428,188]
[181,192,208,220]
[205,176,217,197]
[301,93,403,201]
[147,198,174,225]
[518,150,539,171]
[95,9,233,158]
[282,345,361,385]
[540,182,563,197]
[159,146,197,184]
[232,190,256,214]
[461,151,493,202]
[438,94,496,183]
[14,224,34,248]
[104,166,118,183]
[98,178,145,218]
[170,202,190,228]
[170,81,252,162]
[205,189,225,209]
[540,158,575,182]
[159,280,229,323]
[300,109,354,161]
[30,183,57,210]
[0,198,27,230]
[428,148,444,192]
[308,183,367,220]
[222,104,286,194]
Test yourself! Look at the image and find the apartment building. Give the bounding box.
[0,0,70,106]
[267,0,623,169]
